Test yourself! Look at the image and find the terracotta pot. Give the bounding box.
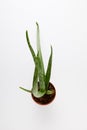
[31,82,56,105]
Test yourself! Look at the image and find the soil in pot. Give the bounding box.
[31,82,56,105]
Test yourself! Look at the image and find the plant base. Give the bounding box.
[31,82,56,105]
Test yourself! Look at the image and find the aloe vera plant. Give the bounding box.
[19,23,54,98]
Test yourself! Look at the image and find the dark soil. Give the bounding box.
[31,82,56,105]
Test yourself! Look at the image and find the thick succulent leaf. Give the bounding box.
[32,56,38,91]
[32,57,46,98]
[37,54,46,92]
[45,46,53,90]
[19,87,31,93]
[26,30,36,63]
[36,22,45,75]
[32,66,39,97]
[46,90,54,94]
[32,88,46,98]
[36,23,46,92]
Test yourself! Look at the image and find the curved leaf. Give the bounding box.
[45,46,53,90]
[26,30,36,63]
[19,87,31,93]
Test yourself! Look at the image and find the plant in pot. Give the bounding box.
[19,23,56,105]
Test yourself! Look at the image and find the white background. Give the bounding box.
[0,0,87,130]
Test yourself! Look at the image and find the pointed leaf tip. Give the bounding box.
[26,30,28,40]
[26,30,28,34]
[50,45,53,53]
[36,22,39,26]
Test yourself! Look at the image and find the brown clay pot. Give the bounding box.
[31,82,56,105]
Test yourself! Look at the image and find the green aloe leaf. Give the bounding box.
[36,22,45,75]
[46,90,54,94]
[36,22,46,92]
[32,66,39,97]
[19,87,31,93]
[32,56,39,95]
[37,54,46,92]
[45,46,53,90]
[26,30,36,63]
[32,56,46,98]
